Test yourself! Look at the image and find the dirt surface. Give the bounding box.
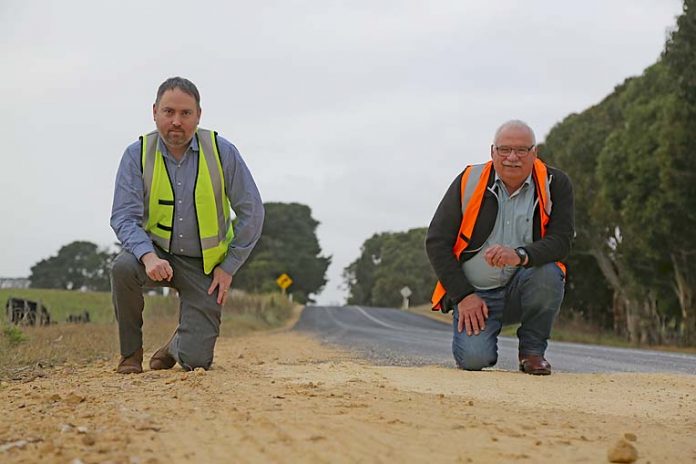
[1,326,695,463]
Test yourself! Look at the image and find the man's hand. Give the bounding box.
[141,252,173,282]
[208,267,233,305]
[457,293,489,336]
[483,244,521,268]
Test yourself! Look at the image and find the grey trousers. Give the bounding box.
[111,248,222,370]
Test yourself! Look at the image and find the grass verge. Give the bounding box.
[0,289,293,380]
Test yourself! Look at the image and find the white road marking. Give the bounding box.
[351,306,401,330]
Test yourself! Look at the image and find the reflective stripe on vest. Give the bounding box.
[141,128,234,274]
[431,159,564,310]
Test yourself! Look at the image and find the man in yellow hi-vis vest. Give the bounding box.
[426,120,574,375]
[110,77,264,374]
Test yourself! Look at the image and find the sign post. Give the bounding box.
[276,273,293,297]
[400,286,412,310]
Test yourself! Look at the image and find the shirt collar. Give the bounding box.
[494,172,533,196]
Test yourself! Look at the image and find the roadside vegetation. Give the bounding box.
[408,304,696,354]
[347,3,696,349]
[0,288,293,380]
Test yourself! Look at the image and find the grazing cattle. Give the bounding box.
[5,297,51,326]
[66,310,91,324]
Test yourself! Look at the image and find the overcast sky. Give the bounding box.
[0,0,683,304]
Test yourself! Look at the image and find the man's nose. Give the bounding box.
[172,116,182,127]
[506,151,521,159]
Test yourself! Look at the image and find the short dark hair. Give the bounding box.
[155,77,201,108]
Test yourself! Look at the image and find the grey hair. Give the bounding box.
[155,77,201,108]
[493,120,536,145]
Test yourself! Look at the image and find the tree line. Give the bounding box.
[539,0,696,346]
[344,1,696,347]
[28,202,330,304]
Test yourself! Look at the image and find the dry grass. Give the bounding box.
[0,290,293,380]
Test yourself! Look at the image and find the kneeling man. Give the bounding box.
[426,120,574,375]
[110,77,264,374]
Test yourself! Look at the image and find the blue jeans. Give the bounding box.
[452,263,565,370]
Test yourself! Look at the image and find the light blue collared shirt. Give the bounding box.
[110,131,264,275]
[462,173,535,290]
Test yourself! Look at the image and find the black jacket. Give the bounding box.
[425,162,575,308]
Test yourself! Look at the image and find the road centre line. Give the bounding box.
[350,306,402,331]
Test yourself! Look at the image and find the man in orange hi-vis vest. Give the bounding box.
[426,120,574,375]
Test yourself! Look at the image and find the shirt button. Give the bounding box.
[177,182,182,186]
[178,200,182,204]
[179,234,183,238]
[179,217,183,221]
[179,248,184,252]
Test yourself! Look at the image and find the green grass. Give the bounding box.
[0,288,294,380]
[0,288,181,324]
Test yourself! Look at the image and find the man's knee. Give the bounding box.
[111,251,141,283]
[523,263,565,305]
[452,343,497,371]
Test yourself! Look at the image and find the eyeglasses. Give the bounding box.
[493,145,535,157]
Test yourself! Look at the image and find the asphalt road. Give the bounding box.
[293,305,696,374]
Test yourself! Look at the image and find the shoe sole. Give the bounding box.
[519,364,551,375]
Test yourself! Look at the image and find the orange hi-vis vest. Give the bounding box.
[431,159,566,311]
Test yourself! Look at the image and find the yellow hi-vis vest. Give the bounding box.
[141,128,234,274]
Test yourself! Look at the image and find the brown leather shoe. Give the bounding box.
[149,335,177,370]
[117,347,143,374]
[519,354,552,375]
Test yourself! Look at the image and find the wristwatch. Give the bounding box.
[514,247,528,266]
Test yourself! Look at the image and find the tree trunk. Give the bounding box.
[671,252,696,346]
[591,245,629,338]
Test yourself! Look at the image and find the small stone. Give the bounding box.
[60,423,74,433]
[193,368,206,376]
[607,439,638,463]
[49,393,61,402]
[468,400,474,406]
[65,392,86,405]
[82,434,96,446]
[77,426,89,434]
[0,440,28,452]
[623,433,637,442]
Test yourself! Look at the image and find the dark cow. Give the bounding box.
[66,310,91,324]
[5,297,51,326]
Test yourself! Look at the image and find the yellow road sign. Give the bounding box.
[276,273,293,290]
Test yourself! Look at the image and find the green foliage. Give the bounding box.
[2,324,27,345]
[540,1,696,345]
[29,241,114,291]
[233,202,331,304]
[344,228,436,308]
